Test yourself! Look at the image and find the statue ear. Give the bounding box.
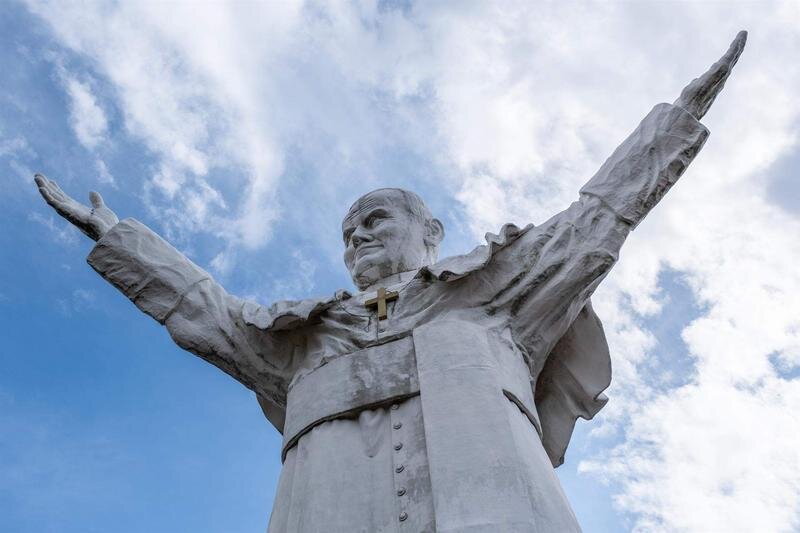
[424,218,445,247]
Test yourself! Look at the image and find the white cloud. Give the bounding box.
[62,76,108,149]
[0,135,31,158]
[0,131,37,185]
[266,249,317,303]
[28,1,294,251]
[94,159,115,186]
[25,1,800,530]
[55,288,99,316]
[210,249,235,277]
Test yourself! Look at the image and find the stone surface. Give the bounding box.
[35,32,746,532]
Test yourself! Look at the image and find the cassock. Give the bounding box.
[86,103,709,532]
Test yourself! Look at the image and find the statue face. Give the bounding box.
[342,189,440,290]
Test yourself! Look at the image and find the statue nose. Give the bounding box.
[351,227,372,248]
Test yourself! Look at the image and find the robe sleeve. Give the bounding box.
[86,218,297,419]
[465,103,708,466]
[488,103,709,357]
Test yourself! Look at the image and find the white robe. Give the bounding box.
[86,103,709,532]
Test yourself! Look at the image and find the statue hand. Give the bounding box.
[674,30,747,120]
[34,173,119,241]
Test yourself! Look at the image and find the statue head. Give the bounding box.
[343,188,445,291]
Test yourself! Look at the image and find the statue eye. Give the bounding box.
[364,211,386,228]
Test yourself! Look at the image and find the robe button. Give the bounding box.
[390,404,399,410]
[395,464,404,473]
[397,487,406,496]
[399,512,408,522]
[393,422,402,430]
[394,442,403,451]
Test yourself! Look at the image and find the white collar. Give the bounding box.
[360,269,419,295]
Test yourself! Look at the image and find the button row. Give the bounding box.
[391,402,408,525]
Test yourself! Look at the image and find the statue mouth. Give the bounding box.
[356,244,382,257]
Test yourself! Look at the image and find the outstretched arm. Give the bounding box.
[494,32,747,356]
[33,176,295,419]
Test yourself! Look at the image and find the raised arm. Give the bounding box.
[488,32,747,357]
[34,175,295,422]
[580,31,746,228]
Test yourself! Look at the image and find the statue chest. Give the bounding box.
[297,275,508,371]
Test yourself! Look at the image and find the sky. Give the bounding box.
[1,1,799,532]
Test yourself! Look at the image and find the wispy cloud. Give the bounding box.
[0,135,31,158]
[23,1,800,530]
[55,288,97,316]
[28,211,79,246]
[0,132,37,185]
[94,159,115,186]
[61,75,108,150]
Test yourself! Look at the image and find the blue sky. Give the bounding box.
[2,2,800,532]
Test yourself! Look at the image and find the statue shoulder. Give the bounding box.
[425,222,535,282]
[241,290,351,331]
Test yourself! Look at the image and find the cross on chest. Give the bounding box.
[364,287,399,320]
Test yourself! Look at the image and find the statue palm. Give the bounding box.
[34,174,118,241]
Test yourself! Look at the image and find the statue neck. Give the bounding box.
[361,269,418,294]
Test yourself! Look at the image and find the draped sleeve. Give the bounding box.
[445,103,709,466]
[86,218,304,431]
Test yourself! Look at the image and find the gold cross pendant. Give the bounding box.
[364,287,399,320]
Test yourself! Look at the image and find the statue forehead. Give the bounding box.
[343,189,411,226]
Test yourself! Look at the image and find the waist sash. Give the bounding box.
[281,324,542,461]
[282,335,419,459]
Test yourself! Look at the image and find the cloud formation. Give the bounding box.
[24,1,800,530]
[61,75,108,150]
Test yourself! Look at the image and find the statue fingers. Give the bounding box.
[695,32,747,117]
[699,31,747,90]
[722,30,748,68]
[48,179,70,202]
[89,191,105,209]
[36,182,61,209]
[39,175,68,203]
[702,33,746,93]
[35,174,60,201]
[35,177,68,211]
[674,31,747,120]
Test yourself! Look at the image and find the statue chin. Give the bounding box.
[353,260,410,290]
[352,263,384,290]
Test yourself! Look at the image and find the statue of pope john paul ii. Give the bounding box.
[34,32,747,532]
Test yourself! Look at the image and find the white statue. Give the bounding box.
[35,33,746,532]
